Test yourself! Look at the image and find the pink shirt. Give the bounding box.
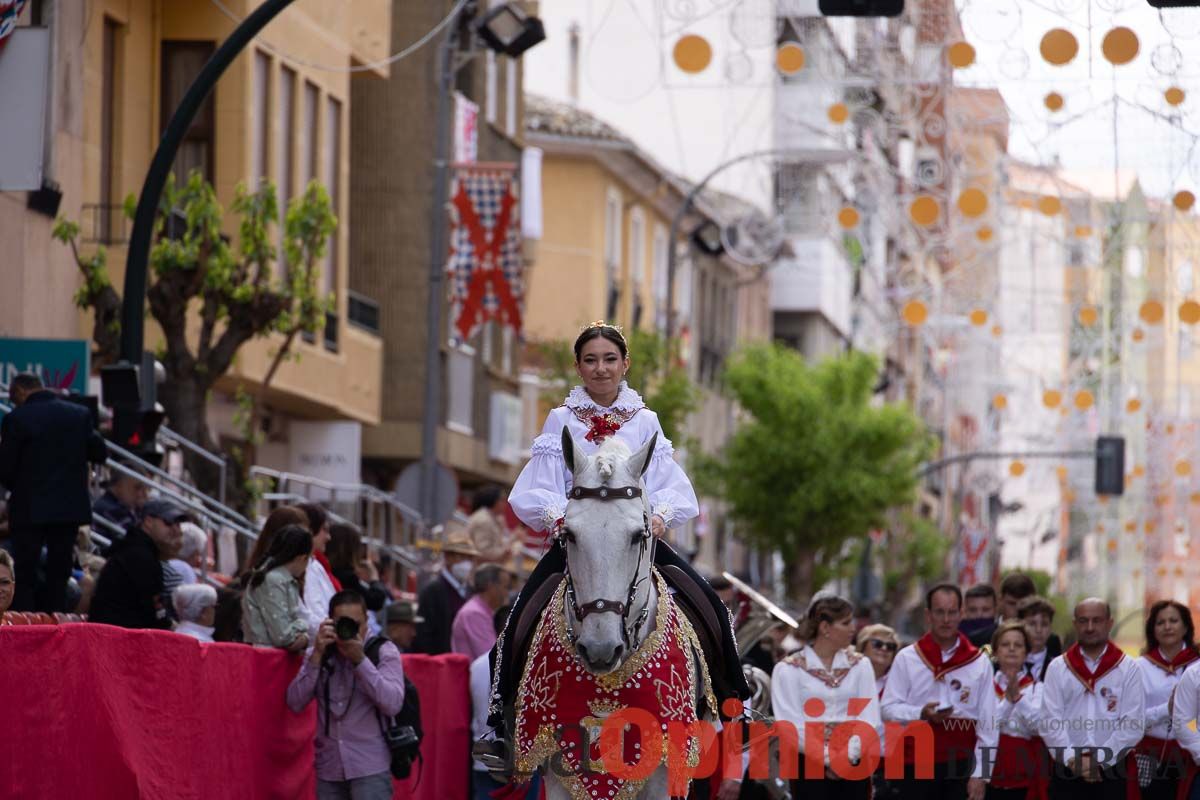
[451,595,497,662]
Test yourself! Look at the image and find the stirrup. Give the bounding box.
[472,738,514,784]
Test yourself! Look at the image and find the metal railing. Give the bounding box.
[250,467,428,558]
[158,425,229,508]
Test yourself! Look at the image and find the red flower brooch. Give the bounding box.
[584,413,621,444]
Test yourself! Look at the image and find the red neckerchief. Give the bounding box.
[1142,646,1200,675]
[1062,642,1123,693]
[513,571,714,800]
[994,671,1036,699]
[314,552,342,592]
[914,632,983,680]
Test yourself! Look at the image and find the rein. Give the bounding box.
[559,484,655,653]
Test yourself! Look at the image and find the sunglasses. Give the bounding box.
[867,639,898,652]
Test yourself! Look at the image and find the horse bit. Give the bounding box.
[557,483,656,653]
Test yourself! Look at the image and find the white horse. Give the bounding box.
[511,428,715,800]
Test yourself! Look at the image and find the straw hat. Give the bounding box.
[441,523,481,557]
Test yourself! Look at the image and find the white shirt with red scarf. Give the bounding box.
[1041,641,1145,767]
[1137,647,1199,740]
[1171,662,1200,764]
[881,632,997,777]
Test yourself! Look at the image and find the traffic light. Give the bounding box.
[819,0,904,16]
[100,352,166,465]
[1095,436,1125,496]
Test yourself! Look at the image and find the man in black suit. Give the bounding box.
[0,373,107,611]
[412,525,479,655]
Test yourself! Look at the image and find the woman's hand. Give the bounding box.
[650,515,665,538]
[287,632,310,654]
[967,778,986,800]
[1003,671,1022,703]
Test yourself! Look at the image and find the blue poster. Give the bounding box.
[0,337,90,396]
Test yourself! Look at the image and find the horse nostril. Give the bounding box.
[611,644,625,663]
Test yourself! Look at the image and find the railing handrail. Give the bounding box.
[250,466,423,523]
[262,491,423,571]
[106,440,254,529]
[106,458,257,540]
[159,425,226,467]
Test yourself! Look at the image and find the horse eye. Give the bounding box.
[630,532,646,546]
[562,529,576,544]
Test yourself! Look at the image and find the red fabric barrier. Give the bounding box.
[0,626,473,800]
[393,653,473,800]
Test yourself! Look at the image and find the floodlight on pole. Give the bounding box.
[476,2,546,57]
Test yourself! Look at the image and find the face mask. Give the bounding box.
[958,617,993,637]
[450,561,473,582]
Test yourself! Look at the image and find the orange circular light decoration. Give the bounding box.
[1127,398,1142,413]
[1009,461,1026,477]
[1038,195,1062,216]
[1044,92,1064,112]
[1174,190,1196,211]
[1140,300,1165,324]
[991,324,1003,337]
[1074,390,1094,410]
[1040,28,1079,65]
[1191,492,1200,504]
[1134,464,1146,478]
[976,226,994,242]
[957,188,988,217]
[776,42,805,75]
[1075,225,1093,238]
[1106,539,1117,553]
[909,195,940,226]
[947,41,975,68]
[1043,389,1062,408]
[902,299,928,326]
[1177,460,1193,477]
[1079,305,1098,326]
[827,103,849,124]
[837,206,860,229]
[673,34,713,74]
[1181,300,1200,324]
[993,393,1007,409]
[1056,465,1068,481]
[969,308,988,326]
[1125,521,1137,533]
[1166,87,1186,106]
[1132,327,1146,342]
[1101,27,1139,65]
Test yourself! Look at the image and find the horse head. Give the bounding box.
[560,426,657,675]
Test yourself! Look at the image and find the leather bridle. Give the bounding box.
[558,484,655,653]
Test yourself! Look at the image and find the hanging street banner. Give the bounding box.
[446,163,524,345]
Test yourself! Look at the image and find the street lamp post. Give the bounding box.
[418,3,544,525]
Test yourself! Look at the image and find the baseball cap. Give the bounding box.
[142,498,190,524]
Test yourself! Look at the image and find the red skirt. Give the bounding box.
[990,734,1048,800]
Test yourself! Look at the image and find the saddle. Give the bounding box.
[501,565,732,721]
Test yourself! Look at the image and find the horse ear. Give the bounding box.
[561,426,580,474]
[630,432,657,479]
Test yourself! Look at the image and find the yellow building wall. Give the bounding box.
[525,155,675,345]
[75,0,383,424]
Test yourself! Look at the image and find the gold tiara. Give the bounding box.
[581,320,624,334]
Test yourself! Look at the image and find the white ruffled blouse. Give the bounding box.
[509,383,699,532]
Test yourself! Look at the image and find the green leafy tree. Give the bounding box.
[531,328,698,443]
[880,511,950,627]
[54,171,335,509]
[695,344,935,601]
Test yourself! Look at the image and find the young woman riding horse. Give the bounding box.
[490,323,750,742]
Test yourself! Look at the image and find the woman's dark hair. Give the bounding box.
[472,485,505,512]
[573,324,628,361]
[1144,599,1196,654]
[212,588,244,643]
[991,620,1031,655]
[326,523,363,573]
[247,524,313,588]
[798,595,854,641]
[298,503,328,538]
[242,505,308,577]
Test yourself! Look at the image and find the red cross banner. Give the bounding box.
[446,163,524,345]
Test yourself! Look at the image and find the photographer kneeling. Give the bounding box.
[287,589,406,800]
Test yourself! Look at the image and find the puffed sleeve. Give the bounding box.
[641,412,699,529]
[509,410,570,532]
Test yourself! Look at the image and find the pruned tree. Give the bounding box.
[54,170,335,510]
[695,344,935,601]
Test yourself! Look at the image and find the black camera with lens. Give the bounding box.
[334,616,359,641]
